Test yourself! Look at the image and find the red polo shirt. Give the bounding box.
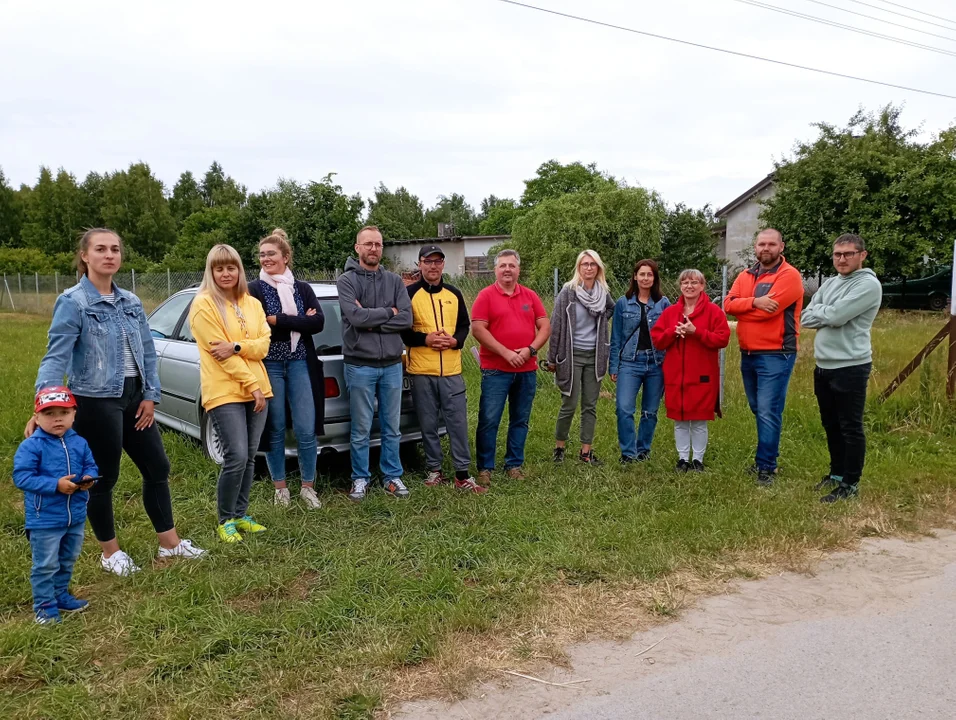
[471,282,547,372]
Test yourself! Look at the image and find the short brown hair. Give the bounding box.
[75,228,123,276]
[260,228,293,267]
[834,233,865,252]
[356,225,383,243]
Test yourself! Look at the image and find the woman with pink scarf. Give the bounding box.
[248,229,326,510]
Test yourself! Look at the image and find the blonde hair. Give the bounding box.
[564,249,609,292]
[76,228,123,276]
[260,228,293,267]
[196,244,249,325]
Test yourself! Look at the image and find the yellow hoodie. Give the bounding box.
[189,292,273,411]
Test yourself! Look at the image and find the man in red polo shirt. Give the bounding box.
[471,249,551,486]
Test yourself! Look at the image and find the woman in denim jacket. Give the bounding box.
[609,259,671,463]
[29,229,205,576]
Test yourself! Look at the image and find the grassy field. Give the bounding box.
[1,311,954,719]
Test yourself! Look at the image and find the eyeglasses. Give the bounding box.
[580,262,599,269]
[680,280,703,286]
[420,258,444,266]
[258,251,280,259]
[358,242,383,250]
[832,251,861,260]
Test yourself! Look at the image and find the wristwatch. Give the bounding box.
[527,346,537,357]
[234,343,242,355]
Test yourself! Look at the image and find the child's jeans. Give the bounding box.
[28,525,84,613]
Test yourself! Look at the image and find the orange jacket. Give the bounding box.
[723,258,803,353]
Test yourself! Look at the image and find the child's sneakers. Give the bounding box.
[158,538,207,559]
[35,606,61,625]
[217,520,243,543]
[101,550,141,577]
[235,516,267,533]
[55,592,89,613]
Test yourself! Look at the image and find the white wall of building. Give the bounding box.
[722,185,776,267]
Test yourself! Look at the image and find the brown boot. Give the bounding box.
[505,467,526,480]
[477,469,493,487]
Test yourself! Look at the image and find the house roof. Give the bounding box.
[715,173,775,218]
[385,234,511,246]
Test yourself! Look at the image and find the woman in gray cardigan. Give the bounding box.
[546,249,615,464]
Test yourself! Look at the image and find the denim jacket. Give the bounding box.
[609,294,671,375]
[35,275,161,402]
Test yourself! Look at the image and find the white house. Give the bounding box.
[384,235,510,277]
[715,174,776,267]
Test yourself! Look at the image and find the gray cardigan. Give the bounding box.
[547,285,615,396]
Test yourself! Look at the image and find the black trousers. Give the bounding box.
[74,378,175,542]
[813,363,871,486]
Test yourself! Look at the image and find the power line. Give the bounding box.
[489,0,956,100]
[843,0,956,32]
[872,0,956,28]
[797,0,956,42]
[734,0,956,58]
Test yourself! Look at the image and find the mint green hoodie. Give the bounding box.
[800,268,882,369]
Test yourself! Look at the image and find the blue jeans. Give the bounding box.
[615,354,665,458]
[344,362,403,481]
[740,352,797,471]
[476,369,537,471]
[264,359,317,484]
[209,401,269,524]
[29,524,84,613]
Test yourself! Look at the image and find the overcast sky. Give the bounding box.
[3,0,955,215]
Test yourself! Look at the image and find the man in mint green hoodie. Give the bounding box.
[801,234,882,503]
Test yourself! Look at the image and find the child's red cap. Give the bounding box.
[35,386,77,413]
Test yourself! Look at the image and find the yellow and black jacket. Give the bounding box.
[402,278,470,376]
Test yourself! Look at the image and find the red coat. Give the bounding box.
[650,293,731,421]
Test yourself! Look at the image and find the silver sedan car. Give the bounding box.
[146,284,436,464]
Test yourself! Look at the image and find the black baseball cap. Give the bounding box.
[418,244,445,260]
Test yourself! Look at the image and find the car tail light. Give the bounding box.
[324,378,340,398]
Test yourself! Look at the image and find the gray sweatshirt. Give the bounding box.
[800,268,882,369]
[337,257,413,367]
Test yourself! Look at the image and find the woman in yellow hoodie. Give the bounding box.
[189,244,273,543]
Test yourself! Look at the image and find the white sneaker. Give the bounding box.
[101,550,141,577]
[274,487,292,507]
[157,538,207,560]
[300,486,322,510]
[348,478,369,502]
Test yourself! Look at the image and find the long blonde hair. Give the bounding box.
[196,244,249,325]
[564,249,609,292]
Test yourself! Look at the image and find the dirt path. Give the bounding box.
[396,528,956,720]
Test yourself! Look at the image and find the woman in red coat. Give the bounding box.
[650,269,730,472]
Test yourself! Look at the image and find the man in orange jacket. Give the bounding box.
[724,229,804,486]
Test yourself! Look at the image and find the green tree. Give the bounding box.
[423,193,478,236]
[761,105,956,277]
[162,207,236,271]
[80,172,106,229]
[170,171,205,228]
[19,167,90,254]
[366,183,427,240]
[100,162,177,262]
[0,168,23,246]
[477,195,521,236]
[520,160,619,208]
[659,204,721,278]
[201,162,247,209]
[508,188,666,286]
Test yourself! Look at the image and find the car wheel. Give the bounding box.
[200,411,225,465]
[928,294,948,312]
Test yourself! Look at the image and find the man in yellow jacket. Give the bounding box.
[402,245,485,494]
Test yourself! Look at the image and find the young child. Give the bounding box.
[13,386,98,624]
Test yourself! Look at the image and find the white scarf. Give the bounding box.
[259,268,300,352]
[574,282,609,316]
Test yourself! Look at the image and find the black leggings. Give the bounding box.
[74,378,175,542]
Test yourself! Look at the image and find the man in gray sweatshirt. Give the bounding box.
[801,234,882,503]
[337,226,413,502]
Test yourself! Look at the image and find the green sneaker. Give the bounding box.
[217,520,243,544]
[235,515,267,533]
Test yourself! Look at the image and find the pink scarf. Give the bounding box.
[259,268,300,352]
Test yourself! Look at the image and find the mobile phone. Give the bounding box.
[71,476,100,487]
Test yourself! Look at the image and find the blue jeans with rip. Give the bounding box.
[615,353,665,459]
[344,362,404,481]
[29,524,85,613]
[476,369,537,471]
[740,352,797,472]
[264,359,317,485]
